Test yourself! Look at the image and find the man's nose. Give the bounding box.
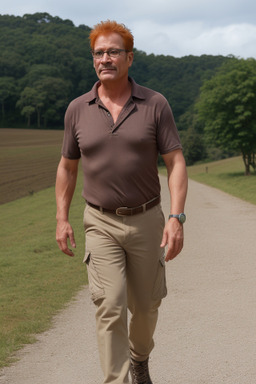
[101,52,111,62]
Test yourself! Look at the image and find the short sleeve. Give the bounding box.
[156,97,182,155]
[61,102,81,159]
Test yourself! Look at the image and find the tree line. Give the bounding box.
[0,13,255,171]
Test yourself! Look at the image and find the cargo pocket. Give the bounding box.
[152,252,167,300]
[83,252,105,303]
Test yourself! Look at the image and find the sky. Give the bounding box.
[1,0,256,59]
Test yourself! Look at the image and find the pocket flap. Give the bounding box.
[159,252,165,267]
[83,252,91,265]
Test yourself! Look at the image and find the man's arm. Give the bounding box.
[55,156,80,257]
[160,149,188,262]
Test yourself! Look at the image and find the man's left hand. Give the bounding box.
[160,218,184,262]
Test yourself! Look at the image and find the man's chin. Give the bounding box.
[99,72,117,81]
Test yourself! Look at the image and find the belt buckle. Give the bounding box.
[116,206,130,216]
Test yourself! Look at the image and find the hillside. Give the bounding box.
[0,13,230,130]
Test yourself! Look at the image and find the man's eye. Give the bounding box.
[109,50,119,55]
[95,51,103,57]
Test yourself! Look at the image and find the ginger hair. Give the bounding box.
[89,20,134,51]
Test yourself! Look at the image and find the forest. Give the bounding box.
[1,13,255,168]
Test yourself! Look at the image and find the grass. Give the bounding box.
[0,146,87,367]
[186,156,256,205]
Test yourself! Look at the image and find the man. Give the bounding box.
[56,20,188,384]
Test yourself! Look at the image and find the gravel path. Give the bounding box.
[1,176,256,384]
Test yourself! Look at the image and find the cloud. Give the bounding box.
[1,0,256,58]
[192,24,256,57]
[79,0,256,26]
[131,20,256,58]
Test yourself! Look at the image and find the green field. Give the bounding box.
[0,129,255,368]
[187,157,256,205]
[0,129,87,367]
[0,179,87,366]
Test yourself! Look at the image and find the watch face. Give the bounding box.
[179,213,186,224]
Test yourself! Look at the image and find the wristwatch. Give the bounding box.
[169,213,186,224]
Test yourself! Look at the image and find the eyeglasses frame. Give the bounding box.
[91,48,130,59]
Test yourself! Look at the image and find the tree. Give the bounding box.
[20,105,35,127]
[196,58,256,175]
[16,87,46,128]
[0,51,26,78]
[0,77,16,120]
[0,13,228,129]
[35,76,72,127]
[180,128,207,166]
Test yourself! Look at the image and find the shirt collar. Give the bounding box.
[129,77,146,100]
[83,77,146,104]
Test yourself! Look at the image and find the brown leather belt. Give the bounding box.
[87,196,160,216]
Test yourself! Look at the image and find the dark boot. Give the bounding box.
[130,358,153,384]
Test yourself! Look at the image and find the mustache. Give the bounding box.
[99,65,117,72]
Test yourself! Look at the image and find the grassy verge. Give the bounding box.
[186,156,256,205]
[0,169,87,368]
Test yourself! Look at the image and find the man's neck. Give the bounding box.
[98,77,131,102]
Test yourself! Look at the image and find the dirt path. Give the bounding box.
[1,176,256,384]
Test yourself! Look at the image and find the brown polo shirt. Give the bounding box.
[62,77,182,210]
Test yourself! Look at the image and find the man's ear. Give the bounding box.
[128,51,134,68]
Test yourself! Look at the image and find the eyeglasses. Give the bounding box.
[91,49,129,59]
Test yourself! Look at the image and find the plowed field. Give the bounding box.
[0,129,64,204]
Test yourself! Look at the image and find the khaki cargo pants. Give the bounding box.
[83,203,167,384]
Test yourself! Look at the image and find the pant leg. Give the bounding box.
[83,204,167,381]
[83,205,130,384]
[124,204,167,361]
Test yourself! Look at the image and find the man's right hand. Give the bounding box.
[55,156,79,257]
[56,220,76,257]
